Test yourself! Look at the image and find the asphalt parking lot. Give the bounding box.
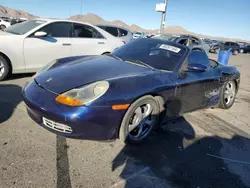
[0,53,250,188]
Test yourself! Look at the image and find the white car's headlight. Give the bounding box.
[55,81,109,106]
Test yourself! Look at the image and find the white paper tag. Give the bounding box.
[159,44,181,53]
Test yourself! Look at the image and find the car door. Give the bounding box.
[230,42,235,50]
[246,45,250,53]
[173,50,219,115]
[203,59,222,107]
[23,22,72,71]
[71,23,107,56]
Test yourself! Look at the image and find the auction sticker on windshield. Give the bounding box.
[159,44,181,53]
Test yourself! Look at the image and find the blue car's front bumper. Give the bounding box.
[22,81,125,140]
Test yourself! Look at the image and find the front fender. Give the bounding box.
[0,36,25,72]
[89,71,176,107]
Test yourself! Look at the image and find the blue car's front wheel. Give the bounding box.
[119,95,160,144]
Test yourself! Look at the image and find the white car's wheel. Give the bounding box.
[0,55,10,81]
[0,25,6,31]
[240,49,244,53]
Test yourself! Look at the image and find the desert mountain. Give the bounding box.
[68,14,136,31]
[0,5,247,42]
[0,5,36,19]
[68,13,189,33]
[69,13,106,25]
[68,14,191,34]
[68,14,248,42]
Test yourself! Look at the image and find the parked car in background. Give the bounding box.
[242,43,250,53]
[203,39,213,46]
[0,19,11,30]
[96,25,133,44]
[23,39,240,144]
[209,41,224,54]
[146,33,155,38]
[0,19,123,81]
[0,16,11,21]
[153,34,210,55]
[223,42,241,55]
[10,18,27,26]
[133,32,146,39]
[236,42,248,53]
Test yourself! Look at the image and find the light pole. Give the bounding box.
[160,0,168,34]
[156,0,168,34]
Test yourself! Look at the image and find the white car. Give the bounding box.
[133,32,142,39]
[0,19,123,81]
[0,19,11,30]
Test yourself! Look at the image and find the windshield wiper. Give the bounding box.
[125,59,155,70]
[104,53,123,61]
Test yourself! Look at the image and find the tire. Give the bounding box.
[233,50,238,55]
[219,80,236,109]
[0,25,6,31]
[0,55,10,81]
[240,49,244,53]
[119,95,160,144]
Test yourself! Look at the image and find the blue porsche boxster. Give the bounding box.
[23,39,240,144]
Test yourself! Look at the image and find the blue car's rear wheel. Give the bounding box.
[119,95,160,144]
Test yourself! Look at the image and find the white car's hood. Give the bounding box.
[0,31,23,38]
[0,31,13,36]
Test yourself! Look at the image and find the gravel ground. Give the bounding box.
[0,53,250,188]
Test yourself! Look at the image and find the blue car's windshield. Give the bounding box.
[112,39,187,71]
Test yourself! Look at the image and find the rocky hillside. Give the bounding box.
[68,14,248,42]
[68,14,143,32]
[0,5,36,19]
[68,14,191,34]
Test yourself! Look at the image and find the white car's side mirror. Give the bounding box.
[34,31,47,37]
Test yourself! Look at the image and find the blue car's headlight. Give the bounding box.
[55,81,109,106]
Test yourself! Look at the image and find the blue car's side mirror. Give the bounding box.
[187,63,207,72]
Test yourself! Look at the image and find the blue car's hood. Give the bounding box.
[35,56,152,94]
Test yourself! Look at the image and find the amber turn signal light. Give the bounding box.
[55,95,83,106]
[112,104,130,110]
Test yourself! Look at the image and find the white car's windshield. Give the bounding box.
[5,20,46,35]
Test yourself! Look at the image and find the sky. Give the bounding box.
[1,0,250,40]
